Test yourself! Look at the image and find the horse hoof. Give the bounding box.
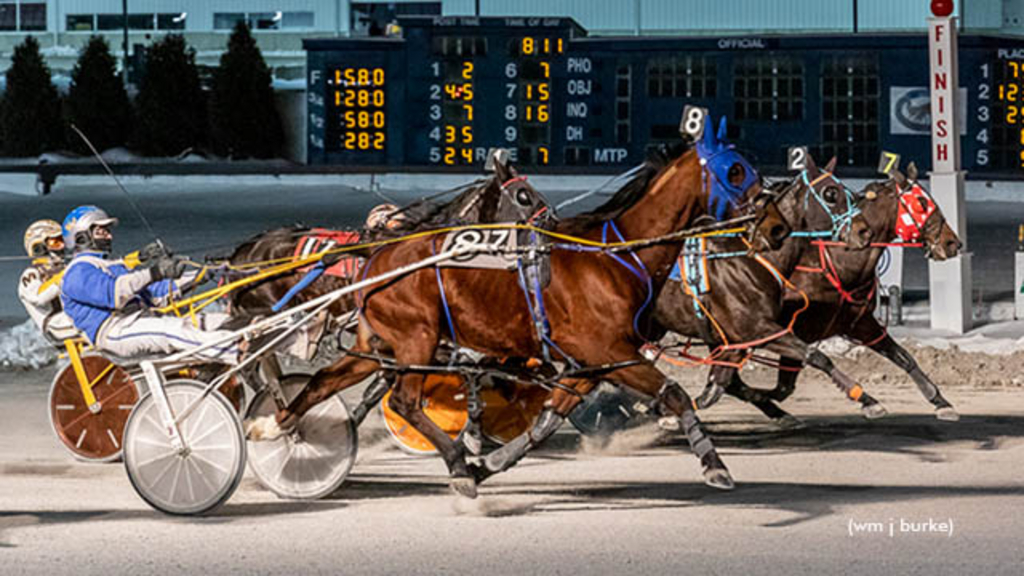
[935,407,960,422]
[862,403,888,420]
[776,414,805,430]
[657,416,681,432]
[450,477,478,499]
[245,415,290,441]
[703,468,735,491]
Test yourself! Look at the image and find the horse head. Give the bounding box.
[857,163,962,260]
[487,155,552,224]
[799,154,872,249]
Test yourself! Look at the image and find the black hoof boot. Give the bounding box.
[701,453,735,490]
[449,475,478,499]
[695,383,725,410]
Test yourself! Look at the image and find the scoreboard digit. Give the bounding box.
[333,67,386,152]
[509,35,564,165]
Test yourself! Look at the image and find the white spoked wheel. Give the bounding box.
[246,375,357,500]
[123,379,246,515]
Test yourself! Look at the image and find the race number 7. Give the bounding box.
[679,105,708,140]
[877,151,901,175]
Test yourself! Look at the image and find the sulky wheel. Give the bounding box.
[123,379,246,515]
[246,375,357,500]
[479,382,550,445]
[568,382,648,438]
[380,374,468,455]
[48,355,138,462]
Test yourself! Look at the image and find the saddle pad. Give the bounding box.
[438,228,519,270]
[293,228,363,278]
[672,237,710,295]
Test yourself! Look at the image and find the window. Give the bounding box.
[67,14,94,31]
[0,3,16,31]
[157,13,186,30]
[819,55,880,167]
[282,12,314,29]
[351,2,440,37]
[97,14,124,30]
[128,14,154,30]
[733,56,804,122]
[647,56,716,99]
[249,12,280,30]
[19,3,45,31]
[214,13,244,30]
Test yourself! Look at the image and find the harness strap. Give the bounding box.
[430,240,459,346]
[602,220,654,340]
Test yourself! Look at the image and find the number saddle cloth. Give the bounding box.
[293,229,364,279]
[436,221,557,362]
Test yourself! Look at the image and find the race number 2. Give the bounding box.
[679,105,708,140]
[787,146,809,171]
[877,151,901,175]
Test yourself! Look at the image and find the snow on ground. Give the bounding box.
[0,320,57,371]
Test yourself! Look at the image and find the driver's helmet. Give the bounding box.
[23,219,64,258]
[62,205,118,253]
[366,203,404,230]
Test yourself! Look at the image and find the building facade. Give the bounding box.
[0,0,1014,78]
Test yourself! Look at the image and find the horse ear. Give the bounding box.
[716,116,728,143]
[825,157,838,173]
[702,115,716,147]
[891,168,907,187]
[491,154,512,182]
[804,152,819,175]
[907,161,918,182]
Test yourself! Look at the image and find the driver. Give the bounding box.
[59,205,241,364]
[17,219,77,341]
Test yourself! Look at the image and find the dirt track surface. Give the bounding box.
[2,354,1022,576]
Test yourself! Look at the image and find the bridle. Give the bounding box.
[791,170,861,241]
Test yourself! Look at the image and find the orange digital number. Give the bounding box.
[373,132,385,150]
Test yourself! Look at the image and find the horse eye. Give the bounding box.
[727,163,745,186]
[515,189,531,206]
[823,186,839,204]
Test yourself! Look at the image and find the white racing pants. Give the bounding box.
[95,311,240,365]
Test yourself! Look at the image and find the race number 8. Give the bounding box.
[787,146,808,171]
[679,105,708,140]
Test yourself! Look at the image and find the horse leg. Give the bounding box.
[723,371,803,428]
[866,333,959,421]
[245,353,381,440]
[767,357,803,402]
[389,366,479,497]
[761,333,888,419]
[608,361,733,490]
[693,361,736,410]
[471,379,592,484]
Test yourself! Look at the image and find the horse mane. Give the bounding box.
[558,142,691,236]
[375,177,494,238]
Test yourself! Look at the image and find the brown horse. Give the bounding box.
[651,155,893,423]
[723,164,962,422]
[246,136,786,497]
[224,159,551,322]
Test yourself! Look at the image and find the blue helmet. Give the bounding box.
[62,205,118,253]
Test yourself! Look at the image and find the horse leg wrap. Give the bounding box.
[880,339,943,404]
[806,349,867,403]
[351,374,390,426]
[483,409,563,473]
[681,410,715,459]
[692,370,727,410]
